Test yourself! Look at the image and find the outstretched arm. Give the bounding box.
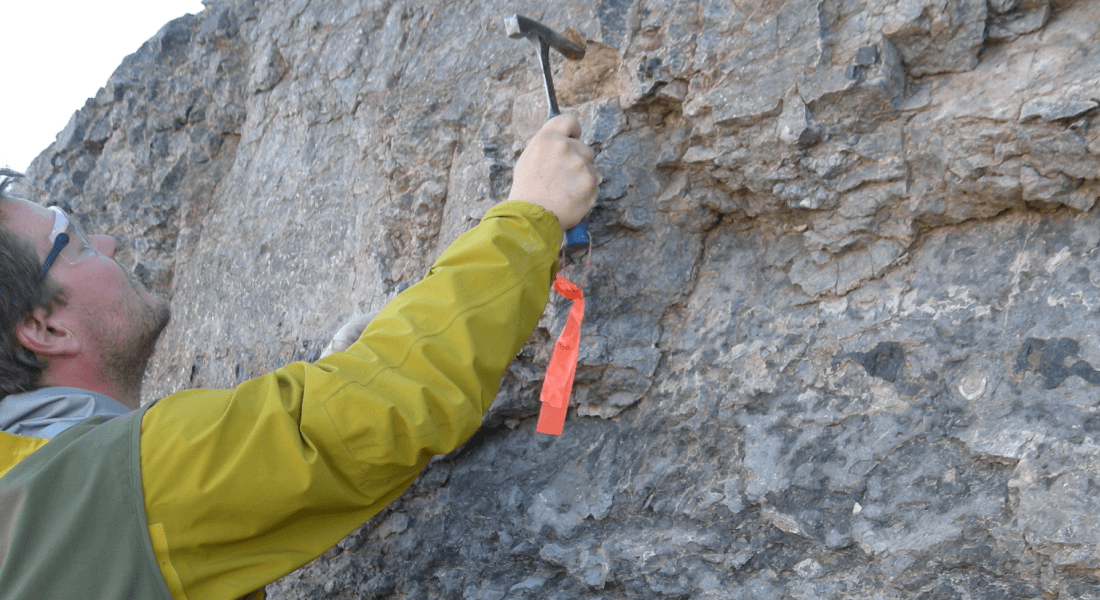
[138,116,598,600]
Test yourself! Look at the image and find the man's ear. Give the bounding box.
[16,307,80,357]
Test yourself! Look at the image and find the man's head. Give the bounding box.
[0,171,65,397]
[0,170,170,408]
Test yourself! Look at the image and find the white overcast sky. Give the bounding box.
[1,1,207,171]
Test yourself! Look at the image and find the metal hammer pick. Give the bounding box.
[504,14,591,251]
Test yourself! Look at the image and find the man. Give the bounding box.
[0,174,171,437]
[0,114,597,599]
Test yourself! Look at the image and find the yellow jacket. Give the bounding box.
[0,200,560,600]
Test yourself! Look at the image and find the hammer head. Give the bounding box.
[504,15,585,60]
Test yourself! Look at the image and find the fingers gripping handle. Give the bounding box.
[504,14,591,251]
[536,36,590,249]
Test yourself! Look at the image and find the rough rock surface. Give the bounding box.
[22,0,1100,597]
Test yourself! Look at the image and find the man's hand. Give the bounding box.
[507,114,598,232]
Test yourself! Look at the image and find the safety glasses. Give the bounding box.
[38,206,98,282]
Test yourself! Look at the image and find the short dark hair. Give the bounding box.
[0,169,66,397]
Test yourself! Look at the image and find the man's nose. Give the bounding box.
[91,235,118,259]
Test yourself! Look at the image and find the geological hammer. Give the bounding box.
[504,14,591,252]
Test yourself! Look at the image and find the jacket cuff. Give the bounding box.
[481,201,563,252]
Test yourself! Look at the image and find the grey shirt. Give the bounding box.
[0,386,130,439]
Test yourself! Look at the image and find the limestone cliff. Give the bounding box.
[24,0,1100,597]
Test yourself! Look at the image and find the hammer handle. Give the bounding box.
[539,39,561,119]
[504,14,590,250]
[539,39,590,250]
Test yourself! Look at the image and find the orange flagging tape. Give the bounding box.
[537,273,585,435]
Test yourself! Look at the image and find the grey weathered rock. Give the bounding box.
[20,0,1100,597]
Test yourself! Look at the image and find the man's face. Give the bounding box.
[1,197,170,392]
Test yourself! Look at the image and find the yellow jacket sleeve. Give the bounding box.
[139,201,561,600]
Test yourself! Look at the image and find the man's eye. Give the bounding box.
[60,227,96,262]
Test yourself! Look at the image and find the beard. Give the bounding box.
[93,296,172,402]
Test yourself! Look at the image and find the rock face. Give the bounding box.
[23,0,1100,597]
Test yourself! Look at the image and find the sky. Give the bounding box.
[1,0,207,172]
